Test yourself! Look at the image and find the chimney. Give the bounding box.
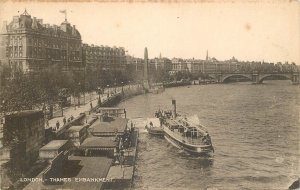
[1,21,7,33]
[13,16,19,22]
[72,25,76,35]
[37,19,43,25]
[32,17,38,29]
[172,100,176,118]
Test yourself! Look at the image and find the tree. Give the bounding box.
[1,72,42,112]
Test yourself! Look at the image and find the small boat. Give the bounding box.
[155,100,214,155]
[145,118,164,136]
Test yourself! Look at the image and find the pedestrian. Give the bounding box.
[56,121,60,130]
[90,102,93,109]
[63,117,66,125]
[130,122,134,132]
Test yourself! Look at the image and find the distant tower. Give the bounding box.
[159,52,162,59]
[143,47,150,90]
[206,50,209,61]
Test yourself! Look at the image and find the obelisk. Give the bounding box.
[143,47,150,90]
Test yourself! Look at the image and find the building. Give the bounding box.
[170,58,189,74]
[150,56,172,72]
[1,110,45,171]
[39,140,70,160]
[82,43,126,72]
[125,55,144,82]
[125,55,143,72]
[65,125,88,147]
[0,10,82,73]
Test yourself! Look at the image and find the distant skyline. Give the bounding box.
[0,1,299,64]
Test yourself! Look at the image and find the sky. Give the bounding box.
[0,1,299,64]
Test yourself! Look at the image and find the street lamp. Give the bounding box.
[121,81,124,95]
[97,87,102,105]
[107,84,110,97]
[78,82,81,108]
[114,78,117,93]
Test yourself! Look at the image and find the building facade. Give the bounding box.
[0,10,82,73]
[170,58,189,74]
[82,43,126,72]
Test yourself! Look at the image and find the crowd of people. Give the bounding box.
[47,115,74,131]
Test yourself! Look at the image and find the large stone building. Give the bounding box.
[170,58,189,74]
[0,10,82,73]
[150,55,172,73]
[82,43,126,72]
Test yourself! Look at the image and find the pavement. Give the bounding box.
[47,84,141,131]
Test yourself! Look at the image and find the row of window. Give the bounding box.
[85,51,124,56]
[8,36,80,49]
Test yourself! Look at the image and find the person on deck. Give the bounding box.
[149,121,153,128]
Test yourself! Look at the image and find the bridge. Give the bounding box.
[207,72,300,84]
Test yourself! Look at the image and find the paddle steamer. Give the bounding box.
[155,100,214,155]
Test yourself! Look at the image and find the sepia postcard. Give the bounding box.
[0,0,299,190]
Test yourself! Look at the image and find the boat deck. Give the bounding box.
[164,126,208,146]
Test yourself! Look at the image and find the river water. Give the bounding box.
[118,80,299,190]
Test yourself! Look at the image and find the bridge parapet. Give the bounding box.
[206,72,299,84]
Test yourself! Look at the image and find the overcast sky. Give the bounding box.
[0,1,299,64]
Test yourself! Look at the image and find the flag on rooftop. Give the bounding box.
[59,10,66,14]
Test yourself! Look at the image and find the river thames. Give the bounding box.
[118,80,299,190]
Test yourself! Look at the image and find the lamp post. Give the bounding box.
[107,84,110,98]
[97,87,102,106]
[114,78,117,94]
[78,82,81,108]
[121,81,124,96]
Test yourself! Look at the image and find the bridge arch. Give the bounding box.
[258,74,292,83]
[222,74,252,83]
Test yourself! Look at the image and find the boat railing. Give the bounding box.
[180,118,208,134]
[167,125,210,146]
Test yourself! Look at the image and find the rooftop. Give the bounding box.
[90,117,128,134]
[66,125,87,132]
[24,156,112,190]
[81,137,117,148]
[40,140,68,151]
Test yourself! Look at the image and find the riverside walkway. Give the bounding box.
[47,84,142,132]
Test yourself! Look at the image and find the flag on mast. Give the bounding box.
[59,9,67,21]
